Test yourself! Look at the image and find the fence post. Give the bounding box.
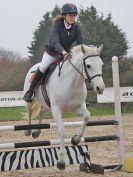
[112,56,124,165]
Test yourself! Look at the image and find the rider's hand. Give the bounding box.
[62,51,69,60]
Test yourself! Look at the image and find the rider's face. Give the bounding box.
[65,14,77,25]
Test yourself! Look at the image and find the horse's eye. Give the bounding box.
[87,65,90,69]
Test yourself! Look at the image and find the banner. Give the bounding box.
[97,87,133,103]
[0,87,133,107]
[0,91,25,107]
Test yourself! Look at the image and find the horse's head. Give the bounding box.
[71,44,105,94]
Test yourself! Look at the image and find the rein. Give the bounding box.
[58,53,84,78]
[67,56,85,79]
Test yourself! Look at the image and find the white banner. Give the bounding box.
[0,91,25,107]
[97,87,133,103]
[0,88,133,107]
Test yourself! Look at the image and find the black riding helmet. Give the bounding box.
[61,3,78,15]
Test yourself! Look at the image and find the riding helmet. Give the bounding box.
[61,3,78,15]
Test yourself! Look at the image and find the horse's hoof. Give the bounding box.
[71,135,80,146]
[32,130,41,138]
[57,161,65,170]
[24,130,31,136]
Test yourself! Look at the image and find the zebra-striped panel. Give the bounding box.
[0,145,90,172]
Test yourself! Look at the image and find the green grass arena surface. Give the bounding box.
[0,102,132,121]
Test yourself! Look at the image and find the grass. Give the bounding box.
[0,107,26,121]
[89,106,115,116]
[0,105,114,121]
[0,103,132,121]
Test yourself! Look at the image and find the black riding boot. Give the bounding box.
[23,68,43,102]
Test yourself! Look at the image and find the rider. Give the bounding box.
[23,3,83,102]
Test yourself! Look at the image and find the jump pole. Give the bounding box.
[0,120,118,131]
[0,135,118,149]
[112,56,124,165]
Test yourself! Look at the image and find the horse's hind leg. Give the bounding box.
[51,106,66,170]
[32,106,43,138]
[71,104,90,146]
[24,102,33,136]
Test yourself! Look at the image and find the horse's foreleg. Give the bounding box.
[51,106,66,170]
[71,105,90,146]
[24,103,32,136]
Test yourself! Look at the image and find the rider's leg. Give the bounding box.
[23,68,43,102]
[23,52,56,102]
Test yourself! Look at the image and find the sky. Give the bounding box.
[0,0,133,58]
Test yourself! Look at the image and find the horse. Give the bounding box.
[23,44,105,170]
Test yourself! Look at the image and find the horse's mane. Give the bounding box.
[72,44,100,56]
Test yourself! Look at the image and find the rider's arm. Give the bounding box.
[51,25,66,55]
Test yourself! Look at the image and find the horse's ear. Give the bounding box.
[81,45,85,55]
[98,44,103,54]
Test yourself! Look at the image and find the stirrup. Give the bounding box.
[23,90,35,102]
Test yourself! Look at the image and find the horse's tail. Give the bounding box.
[31,100,41,119]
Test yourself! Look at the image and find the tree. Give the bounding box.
[28,5,129,65]
[0,48,30,91]
[28,12,52,64]
[28,5,61,65]
[78,6,128,62]
[0,48,22,62]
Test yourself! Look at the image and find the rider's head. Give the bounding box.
[61,3,78,25]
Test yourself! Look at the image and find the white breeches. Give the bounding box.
[39,52,56,73]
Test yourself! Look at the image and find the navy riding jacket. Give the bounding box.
[45,19,83,56]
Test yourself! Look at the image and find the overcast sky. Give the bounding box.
[0,0,132,58]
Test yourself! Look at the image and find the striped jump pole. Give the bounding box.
[0,119,118,131]
[0,135,118,149]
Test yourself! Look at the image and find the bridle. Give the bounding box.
[67,53,103,81]
[83,55,103,80]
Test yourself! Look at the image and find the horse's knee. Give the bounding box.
[84,112,90,120]
[83,115,89,122]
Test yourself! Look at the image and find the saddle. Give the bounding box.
[29,62,58,84]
